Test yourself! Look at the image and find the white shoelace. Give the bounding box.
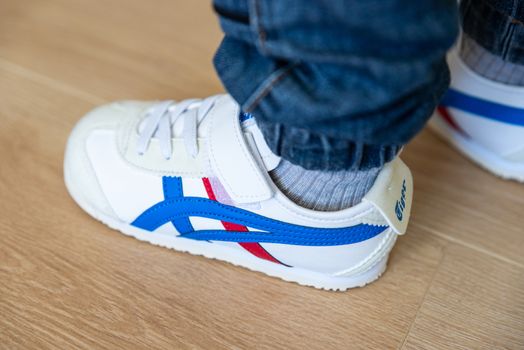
[136,96,219,159]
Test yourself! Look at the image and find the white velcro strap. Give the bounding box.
[362,158,413,234]
[207,96,274,204]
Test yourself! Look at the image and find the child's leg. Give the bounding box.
[430,0,524,181]
[459,0,524,86]
[213,0,459,210]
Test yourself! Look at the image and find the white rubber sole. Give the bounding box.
[64,161,392,291]
[429,112,524,182]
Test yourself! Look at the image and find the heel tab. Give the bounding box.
[362,158,413,235]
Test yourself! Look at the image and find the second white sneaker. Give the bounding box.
[430,49,524,182]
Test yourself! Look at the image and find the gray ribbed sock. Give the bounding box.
[270,160,380,211]
[460,34,524,86]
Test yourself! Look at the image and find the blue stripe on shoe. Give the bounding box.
[441,89,524,126]
[162,177,194,234]
[131,196,388,246]
[179,226,385,246]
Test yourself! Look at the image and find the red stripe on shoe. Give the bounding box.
[201,178,286,265]
[202,177,218,201]
[437,106,469,137]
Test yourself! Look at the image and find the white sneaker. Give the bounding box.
[64,95,413,291]
[429,49,524,182]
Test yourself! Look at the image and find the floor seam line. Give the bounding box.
[398,247,447,350]
[413,223,524,269]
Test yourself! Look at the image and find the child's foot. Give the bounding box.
[64,95,412,290]
[430,49,524,182]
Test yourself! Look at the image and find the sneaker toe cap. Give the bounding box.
[64,101,151,219]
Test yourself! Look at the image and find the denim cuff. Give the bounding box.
[461,0,524,64]
[213,0,456,171]
[256,121,401,171]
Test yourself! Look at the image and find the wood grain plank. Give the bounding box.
[0,0,224,101]
[403,130,524,266]
[402,243,524,349]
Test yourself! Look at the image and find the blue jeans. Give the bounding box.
[461,0,524,64]
[212,0,520,171]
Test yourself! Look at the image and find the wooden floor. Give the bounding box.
[1,1,523,349]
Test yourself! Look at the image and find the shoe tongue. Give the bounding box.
[169,99,280,172]
[206,95,277,204]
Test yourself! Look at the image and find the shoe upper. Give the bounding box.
[438,50,524,161]
[64,94,413,275]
